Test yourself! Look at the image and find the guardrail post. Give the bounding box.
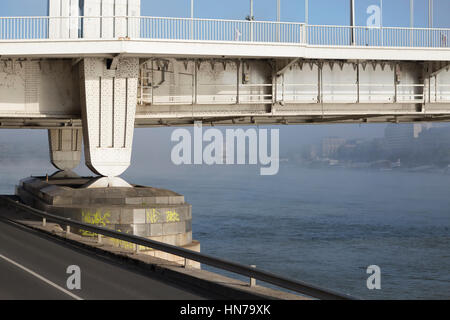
[42,217,46,227]
[303,24,308,44]
[97,233,102,244]
[249,265,256,287]
[66,225,70,235]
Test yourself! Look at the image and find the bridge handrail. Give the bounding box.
[0,195,353,300]
[0,16,306,25]
[308,24,450,32]
[0,16,449,48]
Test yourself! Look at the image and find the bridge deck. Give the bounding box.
[1,38,450,61]
[0,17,449,60]
[0,17,449,127]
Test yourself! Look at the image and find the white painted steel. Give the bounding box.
[1,16,448,49]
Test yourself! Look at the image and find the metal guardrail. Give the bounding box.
[139,81,444,106]
[0,16,449,48]
[0,195,353,300]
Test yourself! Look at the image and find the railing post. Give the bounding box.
[236,60,241,104]
[42,217,46,227]
[303,24,307,44]
[249,265,256,287]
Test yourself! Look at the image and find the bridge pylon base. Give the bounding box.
[15,176,200,268]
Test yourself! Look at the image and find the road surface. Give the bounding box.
[0,218,205,300]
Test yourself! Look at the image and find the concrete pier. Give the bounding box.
[16,176,200,268]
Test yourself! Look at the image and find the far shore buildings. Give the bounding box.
[384,123,433,154]
[321,137,346,158]
[300,123,450,164]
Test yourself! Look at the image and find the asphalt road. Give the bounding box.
[0,218,205,300]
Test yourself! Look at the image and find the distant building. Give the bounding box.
[321,137,346,158]
[418,126,450,151]
[384,123,432,154]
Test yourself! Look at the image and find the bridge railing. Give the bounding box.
[139,81,447,106]
[140,16,305,43]
[0,16,449,48]
[308,24,450,48]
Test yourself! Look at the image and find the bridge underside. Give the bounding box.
[2,112,450,129]
[0,56,449,128]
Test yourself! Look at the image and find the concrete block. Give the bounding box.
[155,197,170,205]
[91,197,124,205]
[148,223,163,237]
[162,222,179,235]
[125,197,142,205]
[71,197,91,205]
[168,195,185,205]
[132,224,147,237]
[162,221,187,235]
[100,208,121,224]
[51,195,73,205]
[161,234,177,246]
[119,209,134,224]
[141,197,157,205]
[132,209,146,223]
[185,220,192,232]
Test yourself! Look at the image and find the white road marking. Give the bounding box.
[0,253,83,300]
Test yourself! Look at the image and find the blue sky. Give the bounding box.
[1,0,449,28]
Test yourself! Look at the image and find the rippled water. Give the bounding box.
[126,165,450,300]
[2,162,449,299]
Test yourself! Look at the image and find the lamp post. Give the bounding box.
[250,0,254,41]
[190,0,194,39]
[305,0,308,24]
[410,0,414,45]
[428,0,433,28]
[350,0,355,45]
[428,0,433,47]
[276,0,281,41]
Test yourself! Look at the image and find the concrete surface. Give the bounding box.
[0,217,204,300]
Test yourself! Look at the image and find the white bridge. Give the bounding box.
[0,0,449,179]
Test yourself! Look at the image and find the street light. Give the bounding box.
[410,0,414,45]
[276,0,281,41]
[350,0,355,45]
[277,0,280,22]
[428,0,433,28]
[190,0,194,39]
[305,0,308,25]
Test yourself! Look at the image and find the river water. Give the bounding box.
[1,161,449,299]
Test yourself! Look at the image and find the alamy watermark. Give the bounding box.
[366,265,381,290]
[366,5,382,28]
[66,265,81,290]
[170,122,280,176]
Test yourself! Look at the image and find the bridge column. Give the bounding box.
[80,57,139,177]
[48,128,82,171]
